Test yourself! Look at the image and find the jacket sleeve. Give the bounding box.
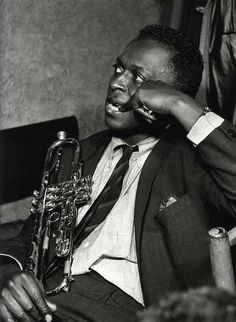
[193,120,236,217]
[0,214,34,268]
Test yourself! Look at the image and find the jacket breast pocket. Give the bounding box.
[156,193,209,238]
[157,194,192,225]
[155,193,212,287]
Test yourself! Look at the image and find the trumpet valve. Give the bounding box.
[30,207,38,214]
[33,190,40,197]
[32,198,39,206]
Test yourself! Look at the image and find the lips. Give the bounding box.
[106,99,131,113]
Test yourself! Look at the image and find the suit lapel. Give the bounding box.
[134,134,174,257]
[82,130,112,177]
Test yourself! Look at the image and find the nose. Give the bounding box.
[109,72,129,92]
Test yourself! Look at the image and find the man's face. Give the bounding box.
[105,39,175,135]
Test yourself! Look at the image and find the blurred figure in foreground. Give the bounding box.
[137,287,236,322]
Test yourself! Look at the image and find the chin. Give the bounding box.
[105,116,138,134]
[105,122,148,143]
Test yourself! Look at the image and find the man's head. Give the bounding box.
[137,25,203,98]
[136,287,236,322]
[105,24,203,141]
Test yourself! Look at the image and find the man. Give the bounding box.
[0,24,236,322]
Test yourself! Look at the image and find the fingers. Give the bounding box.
[131,94,157,123]
[134,105,157,123]
[34,279,57,313]
[1,288,31,322]
[0,302,17,322]
[6,281,42,321]
[130,79,176,120]
[22,273,54,320]
[0,271,55,322]
[129,85,157,124]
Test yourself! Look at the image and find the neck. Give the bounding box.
[111,131,153,145]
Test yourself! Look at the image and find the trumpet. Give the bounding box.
[25,131,92,296]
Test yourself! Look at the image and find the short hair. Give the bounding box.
[137,25,203,98]
[136,287,236,322]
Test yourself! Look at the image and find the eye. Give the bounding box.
[133,73,145,84]
[113,63,123,74]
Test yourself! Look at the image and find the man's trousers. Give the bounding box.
[45,269,143,322]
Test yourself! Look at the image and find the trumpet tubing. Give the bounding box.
[25,131,92,296]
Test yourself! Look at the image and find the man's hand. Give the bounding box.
[131,80,204,131]
[0,265,57,322]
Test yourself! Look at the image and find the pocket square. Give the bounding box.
[159,195,178,211]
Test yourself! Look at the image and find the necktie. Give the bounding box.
[73,144,138,247]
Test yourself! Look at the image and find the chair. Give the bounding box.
[208,226,236,292]
[0,116,78,206]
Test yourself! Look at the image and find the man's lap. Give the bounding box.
[46,270,143,322]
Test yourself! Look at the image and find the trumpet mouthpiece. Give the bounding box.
[57,131,67,140]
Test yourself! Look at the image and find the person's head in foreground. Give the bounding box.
[137,287,236,322]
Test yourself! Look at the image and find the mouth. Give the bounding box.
[105,99,132,114]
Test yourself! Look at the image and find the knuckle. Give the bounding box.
[16,311,26,320]
[20,272,29,280]
[0,287,5,296]
[38,304,48,315]
[24,304,33,314]
[6,280,15,289]
[32,292,40,301]
[12,275,22,285]
[40,306,48,315]
[1,288,9,299]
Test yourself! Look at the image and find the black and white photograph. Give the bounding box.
[0,1,236,321]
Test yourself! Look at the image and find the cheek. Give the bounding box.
[126,81,140,97]
[105,111,141,131]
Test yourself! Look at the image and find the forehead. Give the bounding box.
[119,39,172,79]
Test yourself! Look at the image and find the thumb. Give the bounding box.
[46,299,57,312]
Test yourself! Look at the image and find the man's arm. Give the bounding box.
[132,80,236,215]
[189,118,236,215]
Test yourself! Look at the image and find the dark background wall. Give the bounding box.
[0,0,173,139]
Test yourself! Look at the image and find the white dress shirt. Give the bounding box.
[72,136,158,305]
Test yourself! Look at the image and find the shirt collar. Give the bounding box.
[110,136,159,166]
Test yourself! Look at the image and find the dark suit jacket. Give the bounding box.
[1,120,236,306]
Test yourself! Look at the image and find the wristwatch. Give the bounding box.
[200,106,210,116]
[192,106,210,128]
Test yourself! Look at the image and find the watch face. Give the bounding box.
[203,106,210,115]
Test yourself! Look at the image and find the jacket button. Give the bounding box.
[227,129,236,138]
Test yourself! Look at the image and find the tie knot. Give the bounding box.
[121,144,138,153]
[119,144,138,161]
